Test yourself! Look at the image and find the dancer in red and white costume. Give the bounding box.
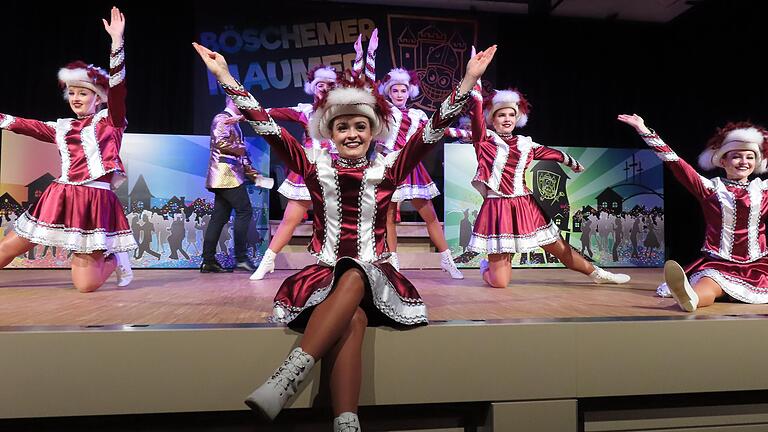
[193,38,493,430]
[249,64,338,280]
[378,67,463,278]
[619,114,768,312]
[0,7,136,292]
[446,77,630,288]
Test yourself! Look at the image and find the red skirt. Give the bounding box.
[277,170,311,201]
[468,195,560,254]
[686,255,768,304]
[392,162,440,202]
[272,257,428,329]
[13,182,137,254]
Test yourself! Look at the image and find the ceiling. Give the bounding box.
[328,0,697,23]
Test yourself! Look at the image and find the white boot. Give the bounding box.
[439,249,464,279]
[334,412,361,431]
[244,347,315,420]
[664,260,698,312]
[589,265,630,284]
[250,249,276,280]
[389,252,400,272]
[113,252,133,287]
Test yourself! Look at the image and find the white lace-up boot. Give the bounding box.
[244,347,315,420]
[334,412,361,431]
[113,252,133,287]
[439,249,464,279]
[664,260,699,312]
[589,265,631,284]
[250,249,276,280]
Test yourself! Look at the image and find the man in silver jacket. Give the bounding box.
[201,97,272,273]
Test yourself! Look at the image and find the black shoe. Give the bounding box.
[235,260,257,272]
[200,262,233,273]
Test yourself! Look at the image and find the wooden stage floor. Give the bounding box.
[2,268,768,327]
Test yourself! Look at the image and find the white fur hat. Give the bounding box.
[303,65,337,96]
[309,75,395,145]
[378,68,420,99]
[484,89,529,127]
[698,126,767,173]
[58,61,109,102]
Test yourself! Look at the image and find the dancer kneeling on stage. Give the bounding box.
[0,7,136,292]
[446,77,630,288]
[619,114,768,312]
[193,37,494,429]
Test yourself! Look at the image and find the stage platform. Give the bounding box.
[4,268,768,431]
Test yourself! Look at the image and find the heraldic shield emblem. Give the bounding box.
[386,15,478,113]
[536,170,562,204]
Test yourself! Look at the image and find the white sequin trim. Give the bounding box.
[0,114,15,128]
[271,258,428,325]
[467,220,561,254]
[391,182,440,202]
[277,179,311,201]
[13,212,137,253]
[55,118,74,183]
[109,68,126,88]
[691,269,768,304]
[357,161,385,262]
[315,153,342,265]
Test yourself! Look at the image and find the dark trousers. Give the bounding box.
[202,184,252,263]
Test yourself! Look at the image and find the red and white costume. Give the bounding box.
[0,46,136,254]
[267,103,333,201]
[382,106,440,202]
[447,86,582,254]
[643,131,768,303]
[222,80,469,326]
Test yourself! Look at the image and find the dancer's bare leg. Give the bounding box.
[323,307,367,416]
[300,267,366,359]
[71,251,117,293]
[386,202,398,252]
[268,199,311,253]
[693,276,724,308]
[542,238,594,275]
[484,253,512,288]
[0,232,35,268]
[412,198,449,252]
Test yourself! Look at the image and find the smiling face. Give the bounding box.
[314,80,335,100]
[331,115,373,160]
[388,84,409,108]
[721,149,757,182]
[492,107,518,134]
[67,86,101,117]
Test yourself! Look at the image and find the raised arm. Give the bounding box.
[618,114,713,199]
[193,42,310,175]
[103,6,126,128]
[266,106,306,123]
[389,45,496,182]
